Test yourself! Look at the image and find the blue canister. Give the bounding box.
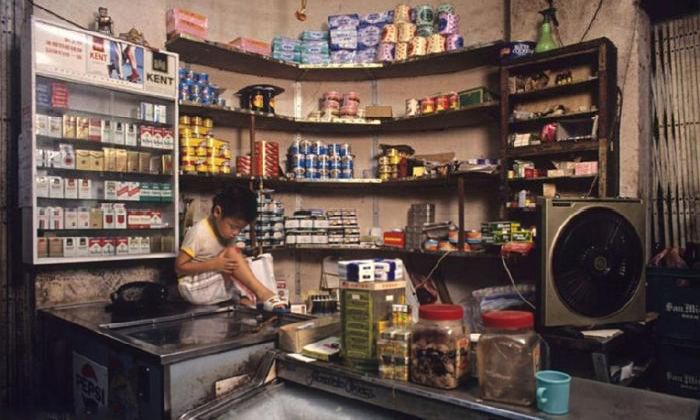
[292,166,305,178]
[305,168,320,179]
[328,155,341,170]
[340,143,351,157]
[188,93,202,103]
[188,83,201,96]
[330,169,341,179]
[179,68,194,81]
[290,153,305,170]
[340,168,353,179]
[317,155,329,170]
[289,139,301,155]
[195,71,209,85]
[341,155,354,170]
[305,154,318,170]
[327,143,341,156]
[311,141,328,156]
[319,168,330,179]
[299,140,312,155]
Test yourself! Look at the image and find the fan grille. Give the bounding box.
[551,207,643,318]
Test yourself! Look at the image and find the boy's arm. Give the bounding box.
[174,250,236,276]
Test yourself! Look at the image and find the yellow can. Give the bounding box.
[191,116,203,126]
[220,165,232,175]
[196,146,208,157]
[180,137,205,147]
[388,155,402,165]
[378,156,390,165]
[196,164,209,173]
[206,165,220,175]
[179,115,191,125]
[180,146,196,156]
[386,148,400,157]
[203,118,214,128]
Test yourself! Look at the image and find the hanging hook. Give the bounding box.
[295,0,308,21]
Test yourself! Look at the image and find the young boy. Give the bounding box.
[175,186,286,310]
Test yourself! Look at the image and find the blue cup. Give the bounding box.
[535,370,571,415]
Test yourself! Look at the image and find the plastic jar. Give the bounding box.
[477,310,540,406]
[411,304,469,389]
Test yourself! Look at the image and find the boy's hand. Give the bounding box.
[212,253,237,274]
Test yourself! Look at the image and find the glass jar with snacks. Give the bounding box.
[420,97,435,114]
[477,310,541,406]
[411,304,469,389]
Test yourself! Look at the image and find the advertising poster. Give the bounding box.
[34,21,87,77]
[143,49,177,96]
[73,352,109,419]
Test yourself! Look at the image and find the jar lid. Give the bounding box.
[482,310,534,329]
[419,304,463,321]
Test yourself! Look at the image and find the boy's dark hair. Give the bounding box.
[212,186,257,222]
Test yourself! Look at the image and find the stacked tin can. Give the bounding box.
[253,141,280,177]
[327,208,360,245]
[405,203,435,250]
[378,3,463,63]
[179,115,232,175]
[235,190,285,250]
[287,139,353,180]
[376,147,402,181]
[284,209,328,246]
[178,68,225,107]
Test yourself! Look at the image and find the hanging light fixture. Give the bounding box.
[295,0,307,21]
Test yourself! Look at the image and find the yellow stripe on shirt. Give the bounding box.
[181,247,195,258]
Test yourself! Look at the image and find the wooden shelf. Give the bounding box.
[271,245,516,260]
[509,110,597,127]
[179,102,499,133]
[502,38,614,71]
[35,252,177,266]
[507,174,596,183]
[505,140,599,158]
[509,78,599,101]
[38,227,173,235]
[179,172,499,193]
[167,35,503,81]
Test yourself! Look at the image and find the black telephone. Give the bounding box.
[108,281,167,312]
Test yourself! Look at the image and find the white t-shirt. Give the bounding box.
[180,217,231,262]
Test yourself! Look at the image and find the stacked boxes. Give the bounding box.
[253,140,280,177]
[481,221,522,245]
[284,209,328,246]
[300,31,330,65]
[272,37,301,63]
[405,202,435,250]
[329,14,360,64]
[179,115,232,175]
[286,139,353,180]
[341,279,406,371]
[327,208,360,245]
[166,8,208,40]
[338,258,404,282]
[235,190,284,250]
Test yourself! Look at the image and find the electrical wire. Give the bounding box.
[501,254,536,309]
[425,250,453,281]
[579,0,604,42]
[25,0,88,30]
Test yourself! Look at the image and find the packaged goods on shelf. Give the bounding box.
[253,140,280,177]
[228,37,271,56]
[286,139,353,180]
[235,190,285,250]
[236,84,284,114]
[166,8,208,40]
[179,114,232,175]
[378,304,412,381]
[338,258,404,282]
[178,68,224,106]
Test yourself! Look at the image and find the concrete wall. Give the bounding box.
[31,0,650,308]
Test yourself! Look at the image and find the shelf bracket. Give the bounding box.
[371,79,380,227]
[293,82,302,119]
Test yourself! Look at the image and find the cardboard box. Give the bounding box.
[229,37,271,56]
[90,151,105,171]
[140,103,154,122]
[103,148,116,171]
[102,238,115,256]
[115,237,129,255]
[138,152,151,173]
[77,208,90,229]
[50,206,64,230]
[102,204,115,229]
[126,151,139,172]
[62,115,76,138]
[76,150,91,170]
[383,231,405,248]
[101,120,112,143]
[128,236,142,254]
[76,237,89,256]
[36,176,49,198]
[37,207,49,229]
[278,316,341,353]
[48,116,62,138]
[104,180,118,200]
[48,176,64,199]
[162,235,174,253]
[88,118,102,141]
[364,105,393,119]
[125,123,138,146]
[89,238,102,256]
[112,121,125,145]
[116,182,130,201]
[64,178,78,199]
[36,114,49,136]
[113,204,127,229]
[166,8,209,39]
[152,128,164,149]
[78,179,92,199]
[37,238,48,258]
[116,149,128,172]
[139,126,153,148]
[153,105,164,125]
[140,236,151,254]
[128,182,141,201]
[64,209,78,229]
[63,237,77,257]
[89,208,103,229]
[76,117,89,140]
[48,237,63,258]
[162,128,174,150]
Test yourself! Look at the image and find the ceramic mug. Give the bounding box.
[535,370,571,415]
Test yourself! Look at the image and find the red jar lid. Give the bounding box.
[419,304,464,321]
[482,310,534,329]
